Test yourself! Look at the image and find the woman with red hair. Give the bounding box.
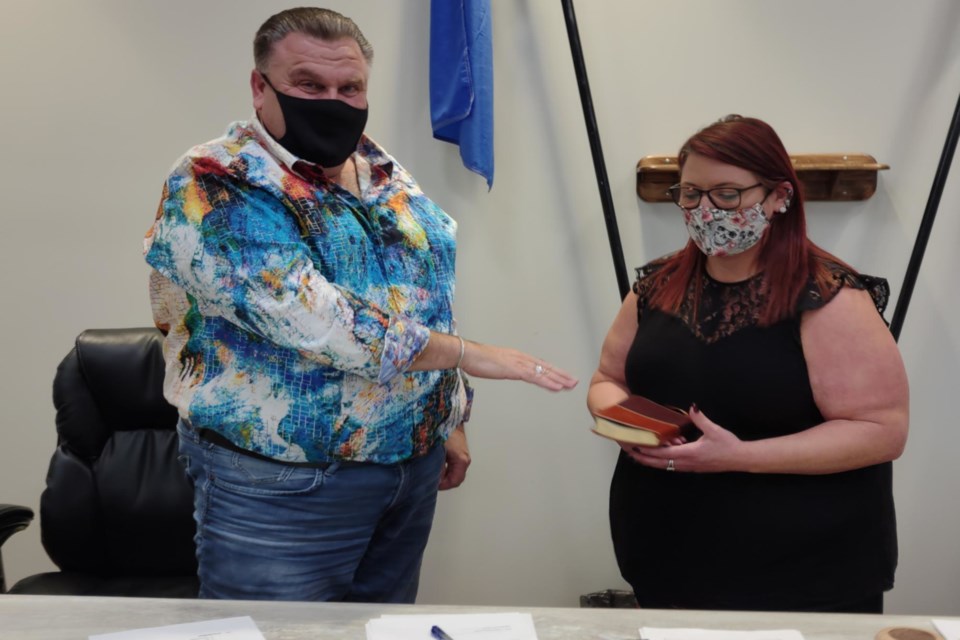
[587,115,908,613]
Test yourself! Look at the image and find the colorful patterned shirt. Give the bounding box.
[144,118,467,464]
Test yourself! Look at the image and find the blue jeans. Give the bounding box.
[176,420,444,603]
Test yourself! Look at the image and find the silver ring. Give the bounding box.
[666,459,675,472]
[534,364,544,376]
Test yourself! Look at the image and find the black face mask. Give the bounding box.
[262,75,368,168]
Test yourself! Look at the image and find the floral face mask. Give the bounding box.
[682,202,769,257]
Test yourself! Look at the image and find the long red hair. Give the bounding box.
[648,115,850,325]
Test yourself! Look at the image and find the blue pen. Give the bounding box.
[431,625,456,640]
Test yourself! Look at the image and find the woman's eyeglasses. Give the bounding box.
[667,183,764,210]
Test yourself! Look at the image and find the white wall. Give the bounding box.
[1,0,957,615]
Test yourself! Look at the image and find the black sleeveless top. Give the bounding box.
[610,260,897,611]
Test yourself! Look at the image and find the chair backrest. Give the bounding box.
[40,328,196,578]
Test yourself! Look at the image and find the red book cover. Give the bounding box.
[592,395,695,445]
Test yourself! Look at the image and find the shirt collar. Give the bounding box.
[249,113,395,185]
[249,114,308,179]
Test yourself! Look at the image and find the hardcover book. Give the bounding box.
[592,395,695,446]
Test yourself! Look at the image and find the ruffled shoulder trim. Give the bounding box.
[632,256,672,305]
[798,260,890,317]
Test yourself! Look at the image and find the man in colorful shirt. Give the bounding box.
[144,7,576,603]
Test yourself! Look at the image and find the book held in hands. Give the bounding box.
[592,395,695,446]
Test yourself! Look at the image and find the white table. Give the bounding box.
[0,594,955,640]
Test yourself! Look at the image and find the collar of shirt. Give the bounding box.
[248,114,394,190]
[249,114,312,181]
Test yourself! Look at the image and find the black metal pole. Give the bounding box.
[889,89,960,341]
[560,0,630,300]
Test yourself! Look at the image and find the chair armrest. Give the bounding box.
[0,504,34,593]
[0,504,33,546]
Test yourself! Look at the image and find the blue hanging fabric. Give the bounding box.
[429,0,494,189]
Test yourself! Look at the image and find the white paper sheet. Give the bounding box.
[934,619,960,640]
[366,612,538,640]
[640,627,805,640]
[88,616,265,640]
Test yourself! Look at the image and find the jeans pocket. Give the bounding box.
[209,449,324,497]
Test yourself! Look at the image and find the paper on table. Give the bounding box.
[366,612,538,640]
[89,616,265,640]
[934,619,960,640]
[640,628,805,640]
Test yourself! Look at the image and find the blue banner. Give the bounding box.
[430,0,494,189]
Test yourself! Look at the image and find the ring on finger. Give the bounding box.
[666,459,675,472]
[534,364,545,376]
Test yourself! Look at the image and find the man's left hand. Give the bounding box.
[439,424,470,490]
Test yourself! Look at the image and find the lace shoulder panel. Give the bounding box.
[632,257,672,306]
[798,260,890,317]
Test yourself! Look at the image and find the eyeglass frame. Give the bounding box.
[666,183,768,210]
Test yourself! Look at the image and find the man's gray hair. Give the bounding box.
[253,7,374,72]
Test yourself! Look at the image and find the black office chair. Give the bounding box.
[0,328,198,597]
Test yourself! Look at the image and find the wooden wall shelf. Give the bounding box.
[636,153,889,203]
